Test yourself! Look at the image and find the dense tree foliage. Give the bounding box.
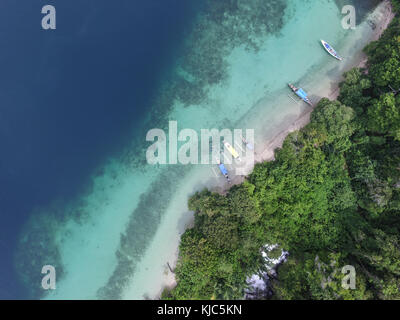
[164,0,400,300]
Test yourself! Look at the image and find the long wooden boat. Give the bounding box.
[321,40,343,61]
[223,141,241,162]
[288,83,313,106]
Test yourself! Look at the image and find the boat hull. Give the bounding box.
[321,40,342,61]
[224,141,240,159]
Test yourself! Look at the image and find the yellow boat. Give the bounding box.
[224,141,240,160]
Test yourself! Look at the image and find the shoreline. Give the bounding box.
[157,0,395,299]
[257,0,394,164]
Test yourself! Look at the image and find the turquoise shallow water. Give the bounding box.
[15,0,383,299]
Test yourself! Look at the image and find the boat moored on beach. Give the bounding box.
[217,160,231,183]
[288,83,313,106]
[223,141,241,162]
[241,136,254,151]
[321,40,343,61]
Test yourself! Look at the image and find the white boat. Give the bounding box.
[321,40,343,61]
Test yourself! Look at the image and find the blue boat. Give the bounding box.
[288,83,313,106]
[218,162,231,183]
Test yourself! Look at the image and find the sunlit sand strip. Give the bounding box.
[255,0,395,163]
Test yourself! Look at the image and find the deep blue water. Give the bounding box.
[0,0,200,299]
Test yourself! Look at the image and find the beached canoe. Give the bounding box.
[288,83,313,106]
[241,136,254,151]
[224,141,241,161]
[321,40,343,61]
